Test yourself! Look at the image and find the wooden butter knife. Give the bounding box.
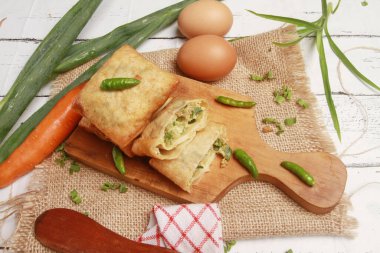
[34,208,176,253]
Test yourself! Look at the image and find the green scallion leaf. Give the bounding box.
[332,0,342,13]
[296,98,310,109]
[111,183,121,190]
[246,10,320,30]
[69,189,82,205]
[267,70,274,79]
[274,95,286,104]
[250,74,264,81]
[284,117,297,126]
[119,184,128,193]
[325,26,379,91]
[316,30,341,140]
[224,240,237,253]
[283,86,293,100]
[262,118,278,124]
[273,86,292,104]
[250,70,275,81]
[69,161,81,175]
[361,0,368,6]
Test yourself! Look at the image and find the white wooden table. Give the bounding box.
[1,0,379,252]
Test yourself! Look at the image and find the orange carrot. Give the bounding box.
[0,83,85,188]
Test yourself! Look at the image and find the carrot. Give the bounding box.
[0,83,85,188]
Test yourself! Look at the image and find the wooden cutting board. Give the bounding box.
[65,76,347,214]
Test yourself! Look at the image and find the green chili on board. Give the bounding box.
[112,146,126,175]
[233,149,259,179]
[280,161,315,187]
[215,96,256,108]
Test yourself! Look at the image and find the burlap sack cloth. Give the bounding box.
[4,26,356,252]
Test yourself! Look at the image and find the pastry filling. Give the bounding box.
[190,138,232,185]
[164,102,205,145]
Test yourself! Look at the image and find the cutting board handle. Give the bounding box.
[254,150,347,213]
[35,208,176,253]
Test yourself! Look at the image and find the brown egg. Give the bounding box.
[177,35,237,81]
[178,0,233,38]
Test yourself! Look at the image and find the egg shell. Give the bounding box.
[178,1,233,38]
[177,35,237,82]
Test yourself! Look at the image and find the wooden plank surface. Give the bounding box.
[0,0,379,252]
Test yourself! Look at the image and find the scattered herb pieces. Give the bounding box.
[296,98,310,109]
[55,143,69,167]
[250,70,275,82]
[284,117,297,126]
[286,250,294,253]
[69,189,82,205]
[276,123,285,136]
[262,125,273,133]
[250,74,264,81]
[267,70,274,79]
[196,165,204,169]
[119,183,128,193]
[101,182,113,191]
[273,86,292,104]
[83,211,89,216]
[262,118,277,124]
[224,240,237,253]
[69,161,81,175]
[283,86,293,100]
[262,117,285,135]
[274,94,286,104]
[101,182,128,193]
[361,0,368,6]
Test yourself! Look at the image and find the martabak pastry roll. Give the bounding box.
[149,122,231,192]
[75,45,178,155]
[132,99,208,159]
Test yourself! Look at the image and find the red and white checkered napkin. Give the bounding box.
[137,203,223,253]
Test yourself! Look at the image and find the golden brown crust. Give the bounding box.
[76,45,178,153]
[79,117,110,141]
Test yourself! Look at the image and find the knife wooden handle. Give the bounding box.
[34,208,176,253]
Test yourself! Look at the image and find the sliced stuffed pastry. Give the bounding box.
[76,45,178,155]
[132,99,208,159]
[149,122,231,192]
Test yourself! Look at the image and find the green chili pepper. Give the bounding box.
[233,149,259,179]
[112,146,126,175]
[215,96,256,108]
[280,161,315,187]
[100,78,140,91]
